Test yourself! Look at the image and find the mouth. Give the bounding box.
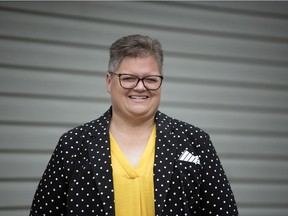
[129,95,149,100]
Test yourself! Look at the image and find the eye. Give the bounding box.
[145,77,160,83]
[121,75,137,82]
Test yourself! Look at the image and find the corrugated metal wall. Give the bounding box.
[0,2,288,215]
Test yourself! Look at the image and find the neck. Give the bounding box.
[109,111,156,168]
[109,111,156,134]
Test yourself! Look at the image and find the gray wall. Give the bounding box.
[0,2,288,215]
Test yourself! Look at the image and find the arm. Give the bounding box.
[30,133,76,215]
[198,131,238,215]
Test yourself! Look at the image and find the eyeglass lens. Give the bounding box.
[119,74,162,90]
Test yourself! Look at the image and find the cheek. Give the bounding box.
[110,84,127,98]
[152,89,161,98]
[107,79,119,92]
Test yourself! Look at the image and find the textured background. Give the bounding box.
[0,2,288,215]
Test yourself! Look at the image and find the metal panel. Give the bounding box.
[1,2,288,37]
[1,10,288,61]
[0,1,287,214]
[2,97,288,133]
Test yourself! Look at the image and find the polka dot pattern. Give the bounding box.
[30,107,238,215]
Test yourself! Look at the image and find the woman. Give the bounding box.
[30,34,238,216]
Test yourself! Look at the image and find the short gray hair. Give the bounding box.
[108,34,163,74]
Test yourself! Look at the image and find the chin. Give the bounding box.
[131,105,158,117]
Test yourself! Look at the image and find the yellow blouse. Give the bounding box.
[110,125,156,216]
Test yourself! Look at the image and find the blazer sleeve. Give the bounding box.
[29,132,77,216]
[197,131,239,215]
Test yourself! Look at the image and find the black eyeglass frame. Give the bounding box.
[109,71,164,90]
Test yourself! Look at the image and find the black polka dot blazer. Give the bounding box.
[30,107,238,216]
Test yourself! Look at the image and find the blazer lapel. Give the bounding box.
[154,112,178,216]
[86,109,115,216]
[84,109,177,216]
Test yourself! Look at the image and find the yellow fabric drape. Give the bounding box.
[110,125,156,216]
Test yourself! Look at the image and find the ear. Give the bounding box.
[106,72,111,93]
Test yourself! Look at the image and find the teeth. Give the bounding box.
[130,96,147,99]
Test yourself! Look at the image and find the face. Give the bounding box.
[106,56,162,122]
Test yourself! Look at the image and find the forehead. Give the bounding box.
[118,56,160,75]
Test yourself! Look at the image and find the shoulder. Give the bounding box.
[59,108,111,143]
[156,110,210,140]
[156,111,214,156]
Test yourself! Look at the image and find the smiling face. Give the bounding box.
[106,56,162,123]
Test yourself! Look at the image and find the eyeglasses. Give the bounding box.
[109,72,163,90]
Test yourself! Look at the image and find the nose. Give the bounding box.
[134,79,146,90]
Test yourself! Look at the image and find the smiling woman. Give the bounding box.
[29,34,238,216]
[0,2,287,215]
[106,54,162,125]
